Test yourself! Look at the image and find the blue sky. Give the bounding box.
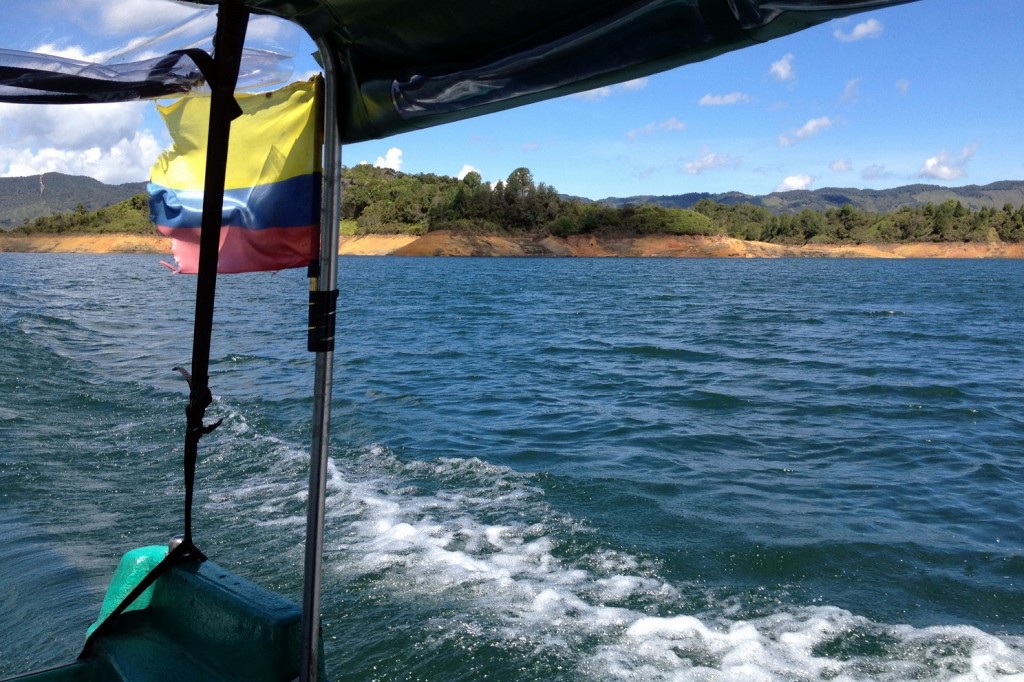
[1,0,1021,200]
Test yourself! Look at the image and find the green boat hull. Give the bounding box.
[7,546,322,682]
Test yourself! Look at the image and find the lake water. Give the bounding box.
[1,253,1022,680]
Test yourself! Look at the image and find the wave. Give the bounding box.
[283,444,1024,680]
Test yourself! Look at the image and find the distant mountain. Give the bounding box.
[593,180,1024,215]
[6,173,1024,236]
[0,173,147,230]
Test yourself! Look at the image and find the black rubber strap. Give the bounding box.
[178,0,249,549]
[77,7,251,660]
[307,289,339,353]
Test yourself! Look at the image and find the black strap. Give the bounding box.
[307,289,340,353]
[73,5,254,659]
[78,7,251,660]
[161,48,243,120]
[177,0,250,550]
[173,366,222,551]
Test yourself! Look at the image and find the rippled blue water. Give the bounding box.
[1,253,1022,680]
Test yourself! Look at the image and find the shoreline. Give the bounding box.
[1,232,1022,258]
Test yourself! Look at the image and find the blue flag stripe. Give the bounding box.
[149,172,322,231]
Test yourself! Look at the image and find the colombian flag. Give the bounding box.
[149,77,322,274]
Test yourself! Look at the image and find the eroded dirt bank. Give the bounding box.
[2,232,1022,258]
[389,232,1024,258]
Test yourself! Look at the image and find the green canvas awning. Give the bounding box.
[225,0,919,142]
[1,0,919,142]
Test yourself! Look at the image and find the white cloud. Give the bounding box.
[778,116,835,146]
[32,36,166,69]
[102,0,201,34]
[26,27,183,76]
[0,101,148,150]
[620,79,648,92]
[775,174,814,192]
[32,4,296,71]
[626,117,685,141]
[0,131,163,184]
[830,159,852,172]
[918,143,979,181]
[841,78,860,102]
[834,19,883,43]
[38,0,202,37]
[770,54,795,81]
[33,43,107,62]
[246,14,303,48]
[574,78,648,100]
[575,87,614,100]
[861,164,891,180]
[698,92,751,106]
[374,147,403,171]
[896,78,911,95]
[683,149,737,175]
[457,164,479,180]
[0,100,163,183]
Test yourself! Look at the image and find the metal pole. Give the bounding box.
[300,40,342,682]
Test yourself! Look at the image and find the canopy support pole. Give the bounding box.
[300,39,343,682]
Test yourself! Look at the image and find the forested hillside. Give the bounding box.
[342,165,1024,243]
[10,166,1024,244]
[0,173,146,229]
[597,180,1024,215]
[12,194,153,235]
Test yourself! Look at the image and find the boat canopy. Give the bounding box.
[2,0,917,142]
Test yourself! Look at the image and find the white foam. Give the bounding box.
[319,445,1024,680]
[587,608,1024,681]
[204,432,1024,680]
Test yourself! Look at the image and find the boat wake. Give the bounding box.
[240,439,1024,681]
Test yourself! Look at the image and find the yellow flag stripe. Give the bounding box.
[150,77,322,191]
